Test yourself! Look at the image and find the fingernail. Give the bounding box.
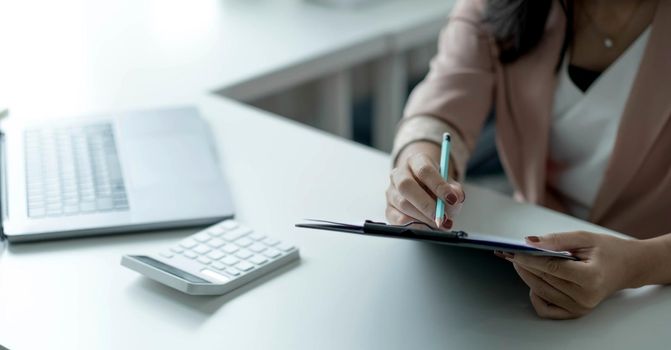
[446,193,458,205]
[442,218,453,229]
[525,236,540,243]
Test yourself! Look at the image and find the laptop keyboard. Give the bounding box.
[24,123,129,218]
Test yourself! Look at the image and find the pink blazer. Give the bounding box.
[399,0,671,238]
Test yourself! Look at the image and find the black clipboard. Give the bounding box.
[296,220,577,260]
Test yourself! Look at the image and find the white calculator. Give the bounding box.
[121,220,300,295]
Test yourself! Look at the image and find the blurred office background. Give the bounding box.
[0,0,510,193]
[238,0,510,194]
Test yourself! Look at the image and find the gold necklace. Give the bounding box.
[580,0,647,49]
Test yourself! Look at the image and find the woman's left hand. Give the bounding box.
[497,231,646,319]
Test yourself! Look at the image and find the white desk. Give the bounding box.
[1,96,669,349]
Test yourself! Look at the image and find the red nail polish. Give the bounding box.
[442,218,453,229]
[526,236,540,243]
[446,193,458,205]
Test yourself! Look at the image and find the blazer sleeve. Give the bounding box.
[391,0,497,180]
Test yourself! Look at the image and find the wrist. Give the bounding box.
[624,239,651,289]
[626,235,671,288]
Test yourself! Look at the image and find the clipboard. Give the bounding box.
[296,219,577,260]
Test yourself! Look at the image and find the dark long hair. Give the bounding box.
[483,0,571,63]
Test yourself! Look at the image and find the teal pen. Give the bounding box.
[434,133,451,228]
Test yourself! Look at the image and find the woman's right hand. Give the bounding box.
[386,142,465,230]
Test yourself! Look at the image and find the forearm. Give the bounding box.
[631,233,671,287]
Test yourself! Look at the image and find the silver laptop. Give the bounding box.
[1,106,234,242]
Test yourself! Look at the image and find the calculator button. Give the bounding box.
[235,237,253,248]
[223,227,251,241]
[249,232,266,241]
[207,226,226,237]
[207,238,226,249]
[222,245,239,254]
[225,267,241,276]
[159,251,174,259]
[211,261,226,270]
[222,256,239,266]
[249,243,267,253]
[179,239,198,249]
[170,246,184,254]
[207,250,225,260]
[183,250,198,259]
[236,261,255,272]
[193,245,211,255]
[194,232,211,243]
[235,249,253,260]
[197,256,212,265]
[277,243,295,252]
[263,249,281,259]
[220,220,238,230]
[262,237,280,246]
[249,255,268,265]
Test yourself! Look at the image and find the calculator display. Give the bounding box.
[131,255,211,284]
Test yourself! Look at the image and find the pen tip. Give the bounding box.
[434,218,441,229]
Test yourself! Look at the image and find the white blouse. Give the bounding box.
[549,28,651,220]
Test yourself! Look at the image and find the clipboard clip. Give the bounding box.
[362,220,468,239]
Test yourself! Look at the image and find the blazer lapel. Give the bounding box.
[500,0,566,203]
[590,0,671,223]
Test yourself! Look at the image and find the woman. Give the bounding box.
[386,0,671,319]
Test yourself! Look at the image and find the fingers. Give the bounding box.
[408,154,464,204]
[404,154,466,229]
[511,254,586,285]
[525,231,595,251]
[442,181,464,220]
[529,292,579,320]
[513,264,587,315]
[390,166,438,222]
[497,251,594,319]
[515,263,582,302]
[385,204,436,229]
[385,204,416,226]
[518,257,606,310]
[388,152,467,230]
[385,187,435,227]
